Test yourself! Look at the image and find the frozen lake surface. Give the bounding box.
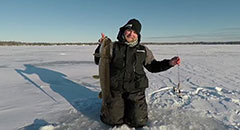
[0,45,239,130]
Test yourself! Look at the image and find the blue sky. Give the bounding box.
[0,0,240,43]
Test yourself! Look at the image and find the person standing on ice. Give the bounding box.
[94,18,180,128]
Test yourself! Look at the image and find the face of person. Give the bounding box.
[124,29,138,43]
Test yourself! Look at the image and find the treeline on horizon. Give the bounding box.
[0,41,240,46]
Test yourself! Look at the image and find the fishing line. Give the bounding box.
[174,50,182,97]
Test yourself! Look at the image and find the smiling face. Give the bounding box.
[124,29,138,43]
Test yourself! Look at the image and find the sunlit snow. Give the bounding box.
[0,45,239,130]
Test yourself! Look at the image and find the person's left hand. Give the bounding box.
[169,56,181,66]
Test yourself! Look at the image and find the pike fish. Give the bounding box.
[99,37,112,103]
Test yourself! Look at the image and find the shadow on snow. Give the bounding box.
[16,64,101,130]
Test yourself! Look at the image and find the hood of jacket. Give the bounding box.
[117,27,141,44]
[117,19,142,45]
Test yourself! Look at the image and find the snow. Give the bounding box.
[0,45,239,130]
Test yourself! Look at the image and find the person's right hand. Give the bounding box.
[98,33,105,43]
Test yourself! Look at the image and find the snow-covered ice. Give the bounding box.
[0,45,239,130]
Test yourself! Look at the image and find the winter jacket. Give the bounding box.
[94,29,172,93]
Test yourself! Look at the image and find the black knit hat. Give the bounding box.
[123,19,142,35]
[117,18,142,43]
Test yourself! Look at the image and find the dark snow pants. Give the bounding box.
[100,90,148,128]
